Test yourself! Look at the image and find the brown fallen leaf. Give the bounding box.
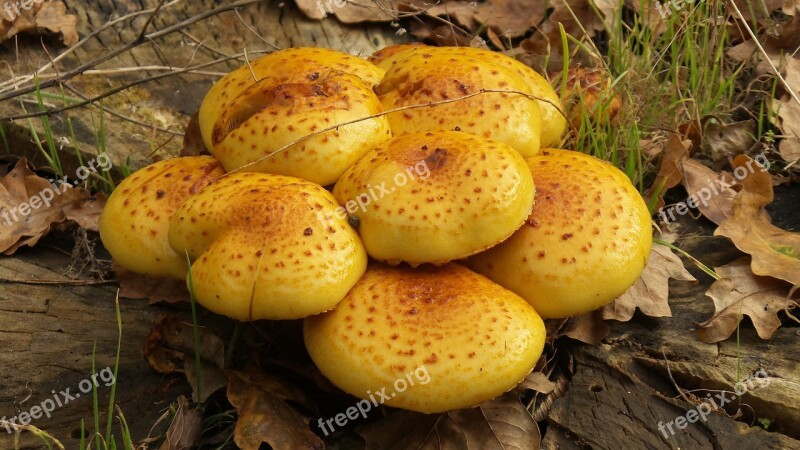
[517,371,558,395]
[646,134,692,212]
[357,391,540,450]
[63,192,107,231]
[227,369,323,450]
[601,244,697,321]
[114,263,190,304]
[0,0,78,45]
[0,159,91,254]
[555,309,610,345]
[160,395,203,450]
[696,258,798,343]
[521,0,620,72]
[143,314,227,402]
[679,158,737,226]
[714,155,800,286]
[473,0,545,38]
[558,243,696,344]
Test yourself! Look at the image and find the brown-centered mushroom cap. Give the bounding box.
[198,47,391,186]
[304,262,546,413]
[168,172,367,320]
[373,44,566,150]
[333,131,535,266]
[374,47,544,156]
[468,149,652,318]
[99,156,225,279]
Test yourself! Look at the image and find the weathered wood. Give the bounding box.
[0,232,193,449]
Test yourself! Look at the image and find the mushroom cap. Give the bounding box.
[468,149,652,318]
[99,156,225,279]
[375,47,543,156]
[168,172,367,320]
[304,263,546,413]
[332,131,535,265]
[198,48,390,186]
[374,44,565,149]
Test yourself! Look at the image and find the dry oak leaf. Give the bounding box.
[601,244,697,322]
[159,395,203,450]
[679,158,737,226]
[0,159,90,254]
[227,369,323,450]
[357,391,540,450]
[0,1,78,45]
[143,315,227,402]
[646,133,692,212]
[558,243,696,344]
[714,155,800,286]
[696,257,798,343]
[114,263,190,304]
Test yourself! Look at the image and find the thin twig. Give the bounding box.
[136,0,168,43]
[0,0,185,94]
[662,347,693,405]
[0,277,115,285]
[63,83,184,136]
[0,0,263,102]
[728,0,800,108]
[3,51,271,121]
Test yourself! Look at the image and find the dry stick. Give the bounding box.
[228,89,568,175]
[3,50,271,121]
[136,0,168,43]
[728,1,800,108]
[178,29,235,59]
[0,0,184,94]
[662,347,693,405]
[0,277,115,285]
[63,83,184,136]
[233,7,280,50]
[0,0,263,102]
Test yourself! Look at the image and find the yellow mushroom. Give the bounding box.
[198,47,391,186]
[99,156,225,279]
[304,262,546,413]
[168,172,367,320]
[332,131,535,266]
[373,44,566,151]
[468,149,653,318]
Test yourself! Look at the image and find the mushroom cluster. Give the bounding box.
[100,45,651,414]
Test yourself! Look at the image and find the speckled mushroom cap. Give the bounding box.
[168,172,367,320]
[99,156,225,279]
[468,149,652,318]
[374,47,543,156]
[332,131,535,266]
[373,44,566,148]
[197,47,391,186]
[304,263,546,413]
